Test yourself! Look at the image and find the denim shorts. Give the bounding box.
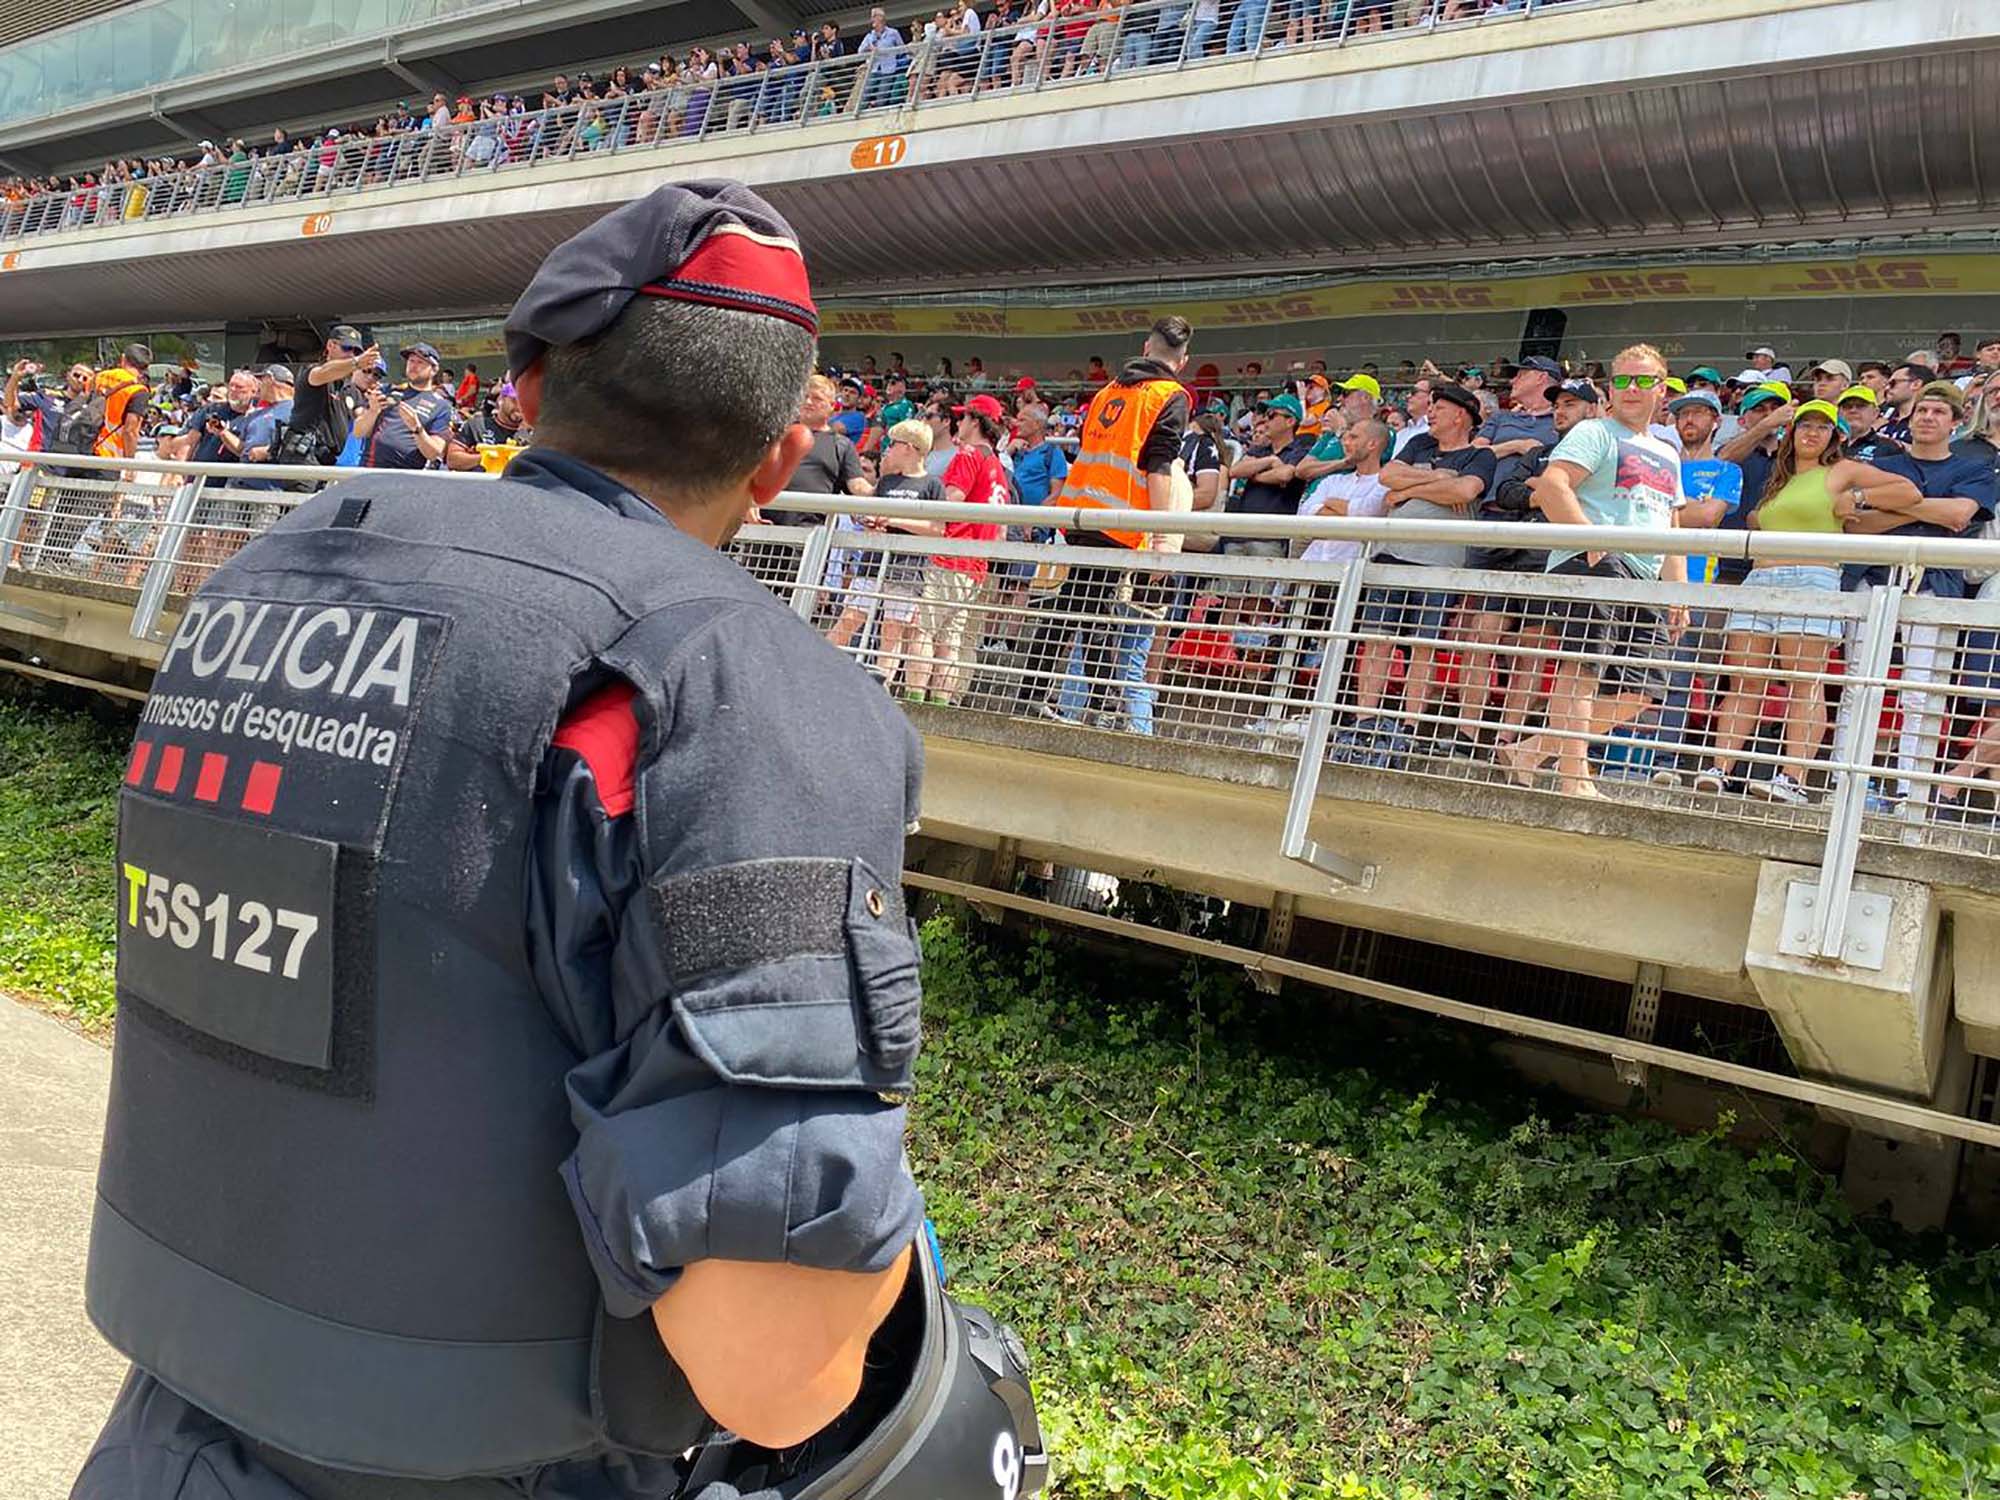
[1357,583,1456,641]
[1724,565,1844,640]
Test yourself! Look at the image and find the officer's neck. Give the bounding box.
[598,463,745,547]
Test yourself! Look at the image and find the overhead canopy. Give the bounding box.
[0,0,1992,337]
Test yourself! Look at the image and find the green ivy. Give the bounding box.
[912,915,2000,1500]
[5,688,1999,1497]
[0,687,124,1024]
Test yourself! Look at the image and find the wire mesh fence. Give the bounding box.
[6,457,2000,870]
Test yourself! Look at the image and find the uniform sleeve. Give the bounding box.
[538,604,924,1320]
[423,398,453,437]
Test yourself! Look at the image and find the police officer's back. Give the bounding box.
[76,183,940,1500]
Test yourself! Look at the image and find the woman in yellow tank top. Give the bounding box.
[1695,401,1920,805]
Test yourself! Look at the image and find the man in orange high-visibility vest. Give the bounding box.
[1016,315,1191,720]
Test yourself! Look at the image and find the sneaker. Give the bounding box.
[1032,701,1078,724]
[1692,769,1728,795]
[1756,771,1810,806]
[1650,767,1684,788]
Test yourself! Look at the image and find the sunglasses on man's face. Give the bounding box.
[1608,373,1662,391]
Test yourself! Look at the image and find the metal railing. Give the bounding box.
[2,0,1612,244]
[8,452,2000,967]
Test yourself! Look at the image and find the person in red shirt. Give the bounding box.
[903,393,1006,705]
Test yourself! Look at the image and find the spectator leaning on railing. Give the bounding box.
[1501,343,1684,799]
[1839,380,1998,812]
[1360,382,1494,759]
[904,392,1008,706]
[1692,402,1921,806]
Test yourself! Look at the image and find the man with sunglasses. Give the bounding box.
[1501,344,1685,798]
[282,323,377,465]
[1877,362,1929,445]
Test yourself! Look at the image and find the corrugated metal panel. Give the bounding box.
[0,0,136,49]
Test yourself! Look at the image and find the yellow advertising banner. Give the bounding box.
[820,255,2000,340]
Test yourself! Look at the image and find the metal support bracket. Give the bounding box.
[1613,962,1663,1087]
[1781,880,1892,971]
[1250,891,1296,995]
[1279,553,1378,891]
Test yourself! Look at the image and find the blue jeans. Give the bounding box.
[1183,15,1217,54]
[1056,605,1157,735]
[863,68,901,109]
[1227,0,1268,50]
[1119,22,1154,68]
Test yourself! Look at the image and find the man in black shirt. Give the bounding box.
[279,324,373,465]
[1359,383,1495,754]
[445,380,533,469]
[770,372,869,524]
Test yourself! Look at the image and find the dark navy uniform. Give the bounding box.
[75,179,1044,1500]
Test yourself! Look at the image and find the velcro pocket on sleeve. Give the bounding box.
[652,856,920,1093]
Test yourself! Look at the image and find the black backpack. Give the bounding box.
[49,386,113,456]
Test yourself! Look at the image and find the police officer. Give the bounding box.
[77,180,1040,1500]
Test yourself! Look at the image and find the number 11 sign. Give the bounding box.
[850,135,909,171]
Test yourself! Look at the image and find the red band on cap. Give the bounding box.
[640,223,817,335]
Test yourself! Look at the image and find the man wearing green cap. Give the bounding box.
[1835,384,1903,464]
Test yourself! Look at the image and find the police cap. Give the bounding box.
[504,180,818,379]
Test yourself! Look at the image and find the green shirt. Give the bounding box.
[1309,433,1345,463]
[880,398,915,428]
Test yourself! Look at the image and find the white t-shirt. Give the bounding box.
[1545,417,1684,578]
[1298,470,1389,563]
[1391,416,1429,456]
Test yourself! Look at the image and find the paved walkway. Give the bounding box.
[0,999,123,1499]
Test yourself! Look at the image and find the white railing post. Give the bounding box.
[1278,551,1375,887]
[130,476,208,642]
[0,464,39,561]
[790,521,836,619]
[1808,577,1904,960]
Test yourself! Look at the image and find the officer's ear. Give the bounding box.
[514,360,545,426]
[748,423,815,509]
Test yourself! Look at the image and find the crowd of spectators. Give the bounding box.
[0,0,1558,230]
[792,330,2000,822]
[9,324,2000,821]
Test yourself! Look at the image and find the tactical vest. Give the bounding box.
[88,472,754,1478]
[1060,377,1184,548]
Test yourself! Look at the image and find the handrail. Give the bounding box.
[0,0,1599,244]
[13,453,2000,569]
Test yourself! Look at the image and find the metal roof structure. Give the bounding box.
[0,0,1992,337]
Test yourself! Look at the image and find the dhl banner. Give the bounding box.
[819,255,2000,340]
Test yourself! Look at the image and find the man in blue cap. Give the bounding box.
[76,179,1039,1500]
[354,338,454,468]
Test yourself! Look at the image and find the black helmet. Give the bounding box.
[678,1241,1046,1499]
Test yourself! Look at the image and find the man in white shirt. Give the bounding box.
[1743,344,1793,385]
[1392,377,1433,456]
[1297,417,1390,564]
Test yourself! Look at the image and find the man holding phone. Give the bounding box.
[277,323,374,465]
[356,340,454,469]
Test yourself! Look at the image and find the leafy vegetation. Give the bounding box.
[0,685,123,1024]
[4,687,1998,1495]
[913,916,2000,1500]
